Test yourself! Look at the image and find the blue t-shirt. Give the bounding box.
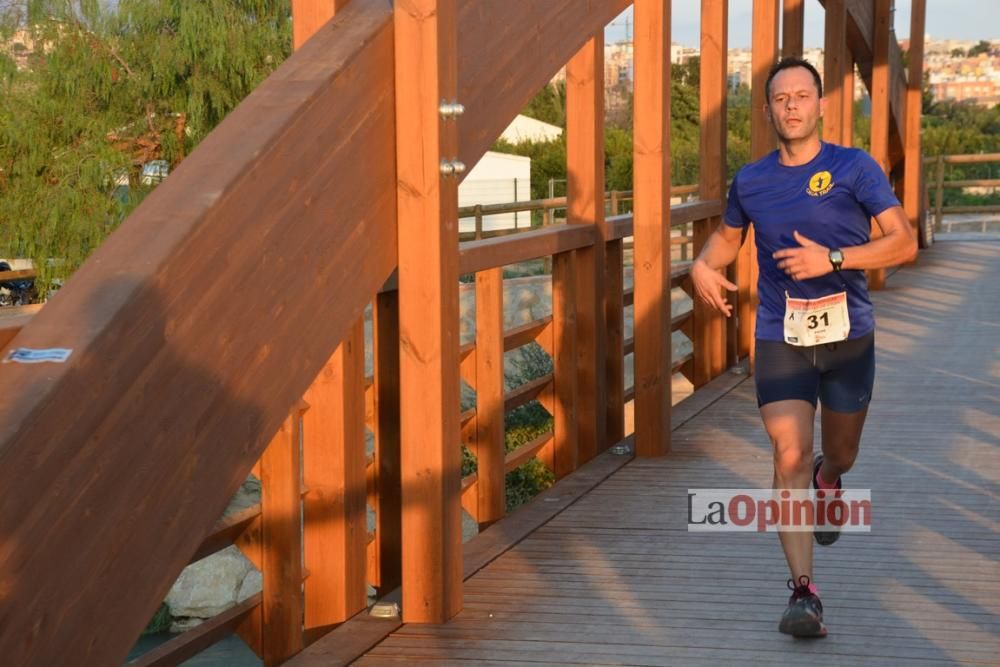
[724,142,900,342]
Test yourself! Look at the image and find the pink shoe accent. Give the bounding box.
[816,467,839,491]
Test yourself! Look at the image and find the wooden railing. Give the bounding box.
[0,1,923,665]
[0,204,723,665]
[457,183,701,242]
[113,196,720,666]
[924,153,1000,232]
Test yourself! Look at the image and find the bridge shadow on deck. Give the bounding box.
[356,239,999,666]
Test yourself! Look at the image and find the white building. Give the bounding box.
[459,151,532,234]
[500,114,563,144]
[459,115,562,234]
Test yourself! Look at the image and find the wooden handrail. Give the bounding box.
[923,153,1000,165]
[456,183,704,217]
[934,179,1000,189]
[0,269,37,282]
[605,200,723,241]
[923,153,1000,231]
[460,224,595,274]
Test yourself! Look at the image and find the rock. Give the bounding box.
[165,546,253,619]
[221,475,260,518]
[462,509,479,543]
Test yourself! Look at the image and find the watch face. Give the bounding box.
[830,250,844,266]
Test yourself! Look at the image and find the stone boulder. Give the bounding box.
[165,546,260,630]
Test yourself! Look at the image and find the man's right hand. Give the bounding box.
[691,258,738,317]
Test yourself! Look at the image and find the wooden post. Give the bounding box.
[295,0,367,644]
[632,0,671,458]
[868,0,891,290]
[782,0,804,59]
[695,0,728,388]
[302,323,367,641]
[394,0,463,624]
[551,251,579,477]
[605,240,626,446]
[566,34,607,462]
[902,0,927,238]
[823,0,846,145]
[744,0,778,367]
[934,156,945,231]
[474,204,484,241]
[475,267,505,527]
[295,0,366,638]
[843,58,855,146]
[292,0,348,49]
[260,410,305,665]
[372,291,402,596]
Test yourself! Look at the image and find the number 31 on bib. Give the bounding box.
[783,291,850,346]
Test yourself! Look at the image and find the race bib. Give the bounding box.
[783,291,850,346]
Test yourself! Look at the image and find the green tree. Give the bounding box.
[967,40,991,57]
[521,80,567,128]
[0,0,292,293]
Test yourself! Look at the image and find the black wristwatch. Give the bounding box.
[828,248,845,272]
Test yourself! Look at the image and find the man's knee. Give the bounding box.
[823,440,859,471]
[773,441,812,480]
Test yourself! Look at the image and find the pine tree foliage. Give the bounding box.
[0,1,292,293]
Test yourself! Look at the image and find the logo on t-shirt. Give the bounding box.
[807,170,835,197]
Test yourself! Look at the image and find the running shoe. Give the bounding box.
[813,454,843,546]
[778,575,828,638]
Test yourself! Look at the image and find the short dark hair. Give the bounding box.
[765,57,823,100]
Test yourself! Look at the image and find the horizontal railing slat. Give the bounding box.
[938,178,1000,189]
[127,593,262,667]
[505,317,552,352]
[924,153,1000,165]
[504,374,553,414]
[459,225,595,274]
[0,269,37,282]
[605,200,722,241]
[504,431,554,473]
[189,504,261,565]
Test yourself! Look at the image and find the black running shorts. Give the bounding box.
[754,331,875,413]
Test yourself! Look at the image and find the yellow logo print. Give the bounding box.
[807,171,834,197]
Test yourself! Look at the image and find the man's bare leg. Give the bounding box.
[760,399,816,580]
[819,405,868,484]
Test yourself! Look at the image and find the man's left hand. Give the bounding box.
[773,231,832,281]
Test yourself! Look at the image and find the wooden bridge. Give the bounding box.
[293,237,999,666]
[3,1,996,666]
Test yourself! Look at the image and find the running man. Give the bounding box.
[690,57,917,638]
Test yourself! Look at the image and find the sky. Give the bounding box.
[2,1,992,49]
[606,1,998,48]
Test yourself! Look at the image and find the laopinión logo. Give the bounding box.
[687,488,872,533]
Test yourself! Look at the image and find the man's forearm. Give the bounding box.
[838,205,917,270]
[841,233,913,270]
[696,225,743,271]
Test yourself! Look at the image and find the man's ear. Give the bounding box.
[819,96,827,117]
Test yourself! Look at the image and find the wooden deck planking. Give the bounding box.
[355,240,999,665]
